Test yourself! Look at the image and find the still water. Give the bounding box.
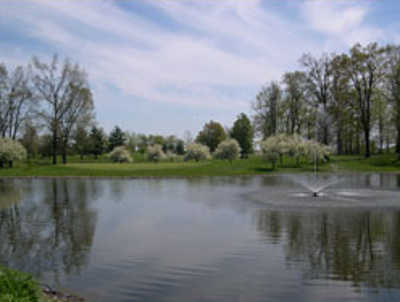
[1,174,400,301]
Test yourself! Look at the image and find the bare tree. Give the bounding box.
[32,55,93,164]
[300,53,332,145]
[0,64,32,139]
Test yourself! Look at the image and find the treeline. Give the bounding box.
[2,42,400,166]
[253,42,400,158]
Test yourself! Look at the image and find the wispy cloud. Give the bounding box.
[301,0,383,47]
[0,0,397,134]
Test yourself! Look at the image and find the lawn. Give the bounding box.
[0,154,398,178]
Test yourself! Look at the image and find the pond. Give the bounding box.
[1,174,400,302]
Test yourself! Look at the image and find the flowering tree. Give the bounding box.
[108,146,132,163]
[214,139,241,163]
[0,138,27,168]
[260,134,331,169]
[147,144,165,162]
[184,143,210,162]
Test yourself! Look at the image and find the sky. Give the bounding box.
[1,0,400,138]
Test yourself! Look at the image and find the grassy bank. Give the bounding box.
[0,154,398,178]
[0,266,84,302]
[0,266,48,302]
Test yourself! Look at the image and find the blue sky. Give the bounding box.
[1,0,399,137]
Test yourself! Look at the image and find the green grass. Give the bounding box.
[0,266,44,302]
[0,154,399,178]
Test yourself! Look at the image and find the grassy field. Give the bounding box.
[0,154,398,177]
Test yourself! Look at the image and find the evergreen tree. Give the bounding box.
[230,113,254,158]
[89,126,106,159]
[108,126,126,151]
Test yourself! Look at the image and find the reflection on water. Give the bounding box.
[0,175,400,301]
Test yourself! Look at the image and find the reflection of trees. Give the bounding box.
[0,179,21,209]
[255,209,400,289]
[0,179,99,284]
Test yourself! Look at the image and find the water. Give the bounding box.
[1,174,400,301]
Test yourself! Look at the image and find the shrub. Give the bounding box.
[260,138,281,169]
[147,144,165,162]
[108,146,132,163]
[165,151,178,162]
[214,139,241,162]
[0,266,41,302]
[184,143,211,162]
[0,138,27,168]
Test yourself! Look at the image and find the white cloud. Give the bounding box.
[0,0,318,111]
[302,0,383,46]
[0,0,397,134]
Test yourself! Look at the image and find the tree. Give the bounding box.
[126,132,138,152]
[0,64,33,139]
[214,139,241,163]
[385,45,400,158]
[20,121,39,159]
[230,113,253,158]
[196,120,226,152]
[73,124,90,160]
[108,146,132,163]
[329,54,353,155]
[253,82,282,139]
[108,126,125,151]
[183,130,193,145]
[282,71,308,135]
[176,140,185,155]
[184,143,211,161]
[300,53,332,144]
[89,126,106,159]
[32,55,92,164]
[343,43,387,158]
[0,138,27,168]
[59,84,93,164]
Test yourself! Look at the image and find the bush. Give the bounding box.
[108,146,132,163]
[0,266,41,302]
[147,144,165,162]
[184,143,211,162]
[0,138,27,168]
[214,139,241,162]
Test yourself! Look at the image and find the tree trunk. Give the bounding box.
[364,127,370,158]
[62,147,67,164]
[336,128,343,155]
[52,132,57,165]
[396,125,400,155]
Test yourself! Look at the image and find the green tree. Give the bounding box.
[282,71,308,135]
[343,43,387,158]
[230,113,253,158]
[196,120,226,152]
[108,126,125,151]
[73,124,90,159]
[20,122,39,159]
[253,82,282,139]
[176,139,185,155]
[89,126,106,159]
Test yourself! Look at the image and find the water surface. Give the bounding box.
[1,174,400,301]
